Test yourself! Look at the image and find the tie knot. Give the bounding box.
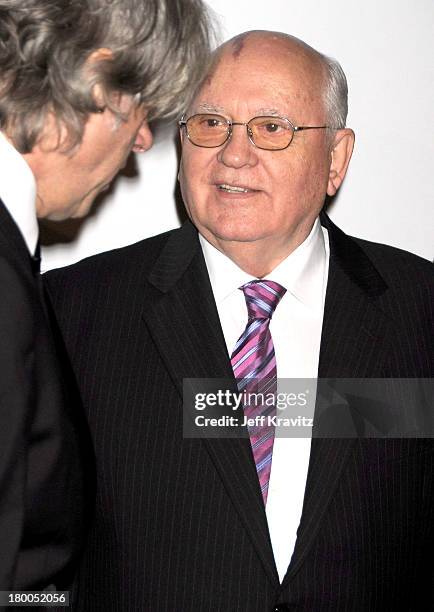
[241,280,286,320]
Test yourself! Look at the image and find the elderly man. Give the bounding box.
[0,0,212,592]
[46,31,433,610]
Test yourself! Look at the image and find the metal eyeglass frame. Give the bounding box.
[179,113,335,151]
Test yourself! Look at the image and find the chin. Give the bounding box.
[205,218,271,244]
[43,206,74,222]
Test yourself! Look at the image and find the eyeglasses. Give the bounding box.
[179,113,334,151]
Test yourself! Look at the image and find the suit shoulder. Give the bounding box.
[352,236,433,290]
[44,227,178,292]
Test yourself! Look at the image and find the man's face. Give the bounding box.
[179,36,348,265]
[29,97,153,220]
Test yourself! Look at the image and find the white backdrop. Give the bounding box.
[41,0,434,271]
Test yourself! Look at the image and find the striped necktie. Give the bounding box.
[230,280,286,505]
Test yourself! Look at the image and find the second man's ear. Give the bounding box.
[87,48,114,108]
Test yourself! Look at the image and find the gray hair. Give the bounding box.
[322,55,348,129]
[0,0,215,152]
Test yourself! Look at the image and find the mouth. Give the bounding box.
[216,183,257,194]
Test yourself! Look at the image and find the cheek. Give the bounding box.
[305,161,331,200]
[179,156,201,221]
[179,150,208,201]
[277,153,328,200]
[178,156,190,201]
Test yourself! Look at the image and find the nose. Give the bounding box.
[217,123,258,169]
[133,120,153,153]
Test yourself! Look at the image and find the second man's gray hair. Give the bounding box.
[0,0,216,152]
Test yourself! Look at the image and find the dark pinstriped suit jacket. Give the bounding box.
[0,199,92,590]
[45,214,434,611]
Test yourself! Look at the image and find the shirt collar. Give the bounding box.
[0,131,38,255]
[199,217,327,308]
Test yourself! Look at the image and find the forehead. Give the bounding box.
[192,36,325,119]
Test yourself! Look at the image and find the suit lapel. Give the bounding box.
[318,212,391,379]
[143,221,280,587]
[283,213,393,584]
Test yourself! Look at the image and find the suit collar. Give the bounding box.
[318,211,391,378]
[148,220,200,293]
[320,211,387,298]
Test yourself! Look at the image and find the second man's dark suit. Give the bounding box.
[0,199,92,590]
[45,213,434,611]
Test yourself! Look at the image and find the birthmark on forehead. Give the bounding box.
[232,38,244,58]
[231,33,250,59]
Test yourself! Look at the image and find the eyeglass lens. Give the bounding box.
[185,113,294,150]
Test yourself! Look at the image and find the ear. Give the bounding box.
[327,128,355,196]
[87,47,113,69]
[86,48,114,108]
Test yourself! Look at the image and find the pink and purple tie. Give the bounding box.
[230,280,286,505]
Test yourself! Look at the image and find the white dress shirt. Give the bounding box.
[199,218,330,582]
[0,131,38,255]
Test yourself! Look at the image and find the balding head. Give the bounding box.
[199,31,348,129]
[223,30,324,71]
